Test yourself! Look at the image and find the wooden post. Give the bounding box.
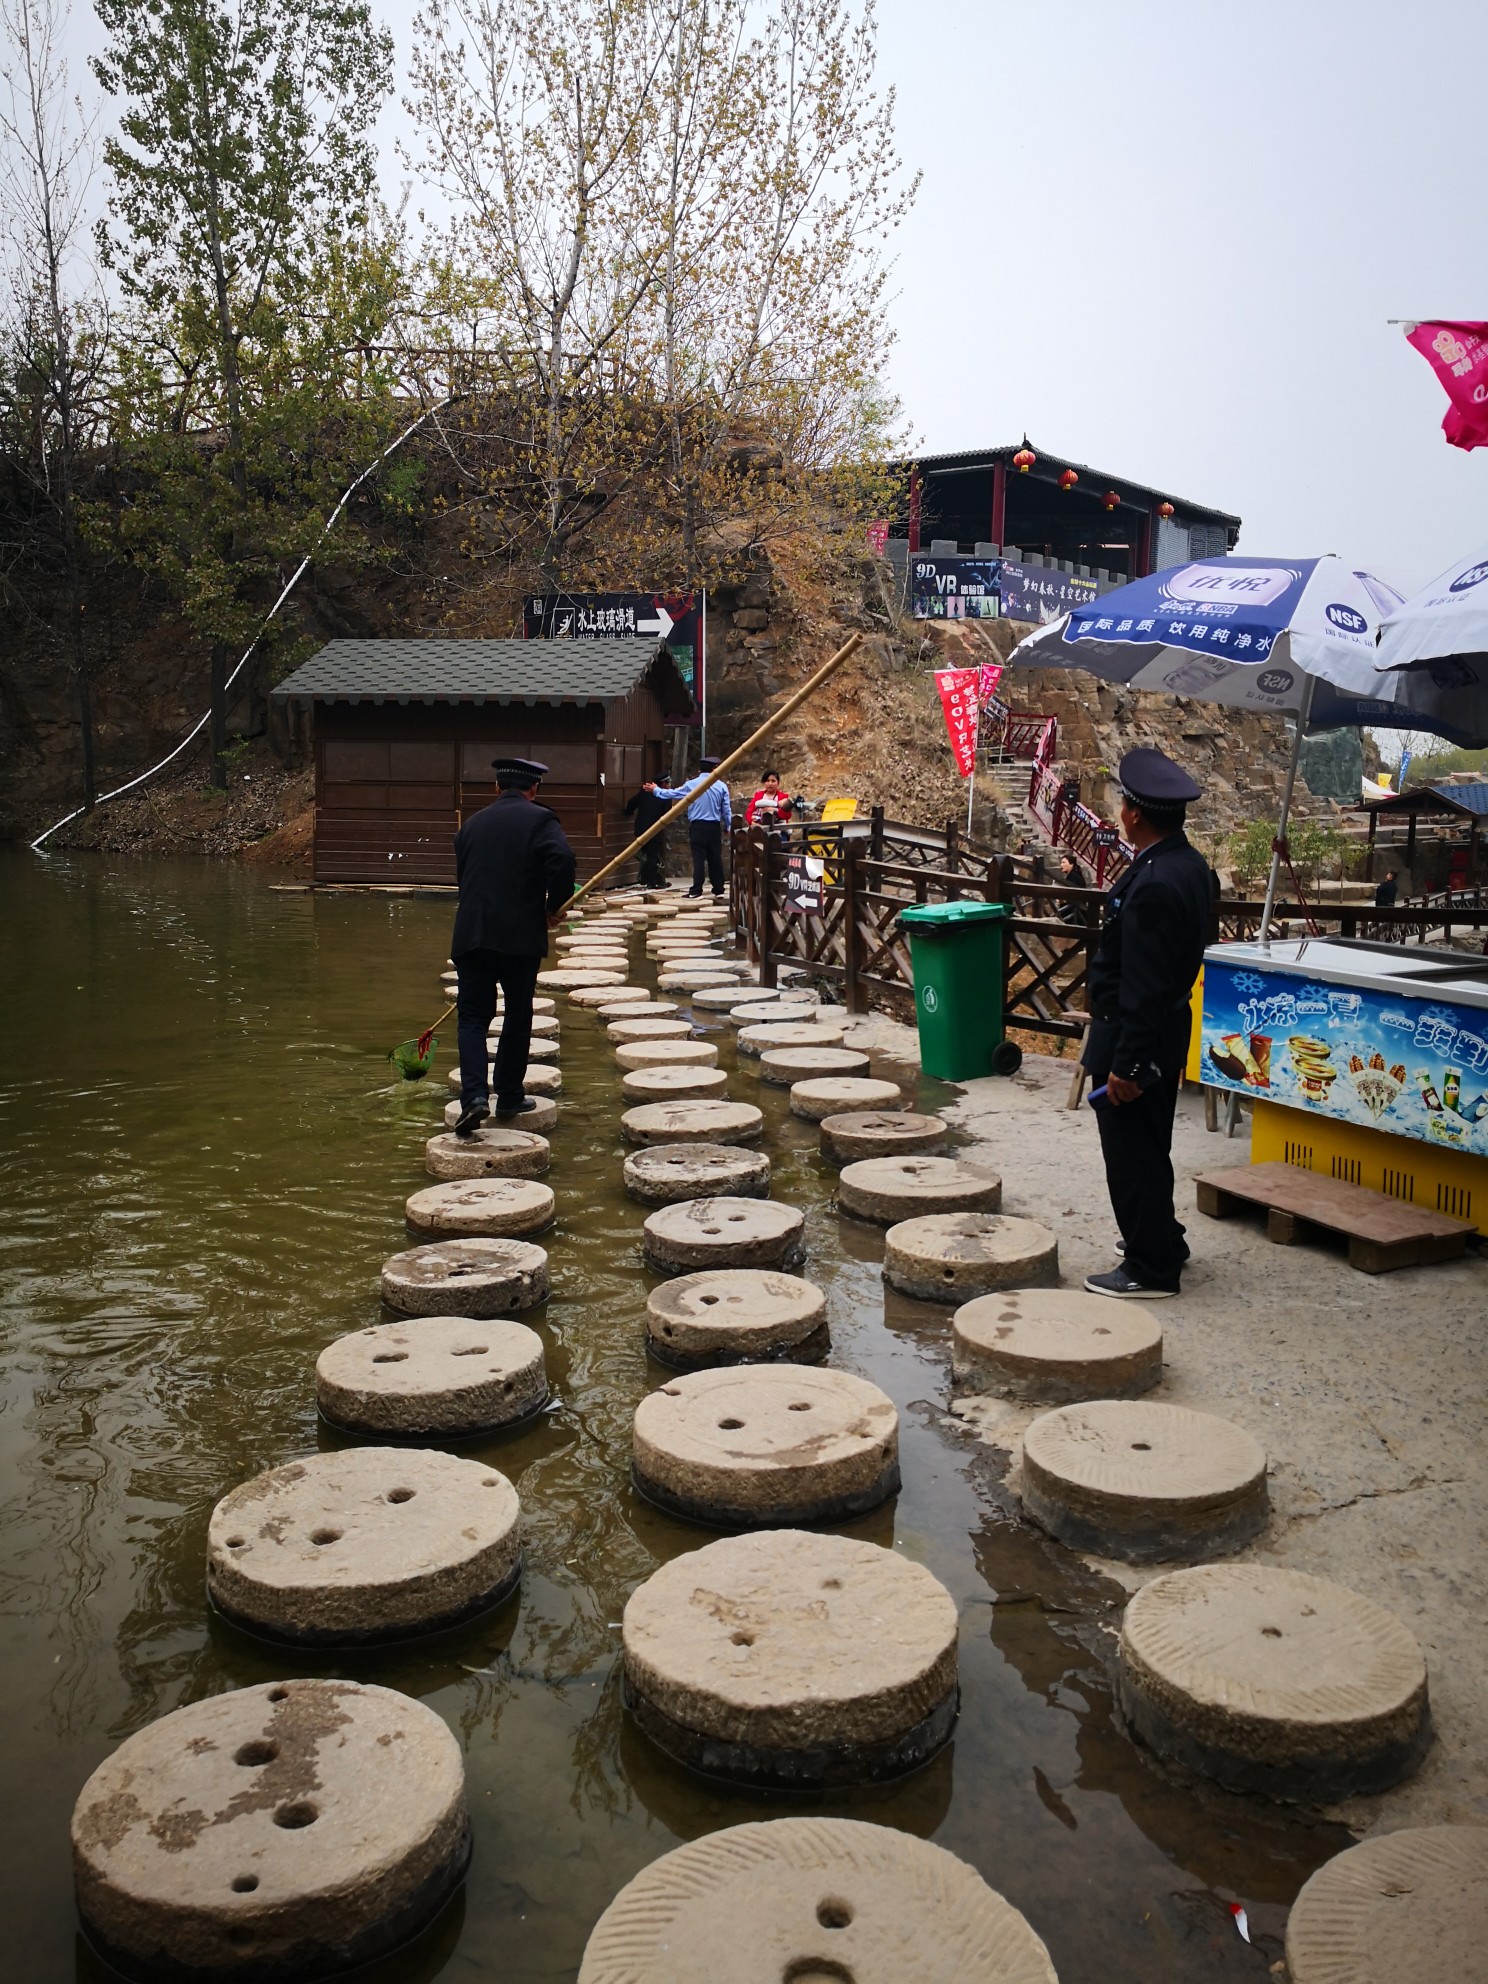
[844,838,864,1014]
[869,803,884,862]
[759,830,778,989]
[1366,806,1378,882]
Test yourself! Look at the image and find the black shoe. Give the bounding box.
[685,890,702,898]
[1085,1266,1178,1300]
[453,1100,489,1139]
[493,1096,538,1117]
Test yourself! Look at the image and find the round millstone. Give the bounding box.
[485,1033,558,1058]
[633,1366,899,1526]
[791,1079,904,1122]
[555,932,617,951]
[624,1142,771,1206]
[405,1177,555,1237]
[446,1059,558,1092]
[953,1288,1161,1402]
[646,1269,828,1369]
[489,1012,559,1037]
[623,1065,729,1102]
[577,1816,1057,1984]
[1021,1399,1268,1563]
[535,967,625,989]
[622,1531,959,1788]
[568,983,650,1009]
[1286,1826,1485,1983]
[690,984,766,1012]
[424,1129,550,1180]
[380,1237,549,1316]
[759,1045,870,1086]
[820,1109,946,1158]
[737,1020,848,1057]
[443,1073,558,1121]
[316,1316,548,1438]
[839,1155,1002,1224]
[883,1213,1058,1303]
[644,1196,806,1273]
[595,997,679,1020]
[607,1016,694,1043]
[733,996,821,1020]
[564,949,629,969]
[615,1038,719,1072]
[622,1099,764,1146]
[492,994,556,1017]
[207,1449,522,1643]
[658,970,745,992]
[1118,1564,1431,1801]
[71,1680,470,1981]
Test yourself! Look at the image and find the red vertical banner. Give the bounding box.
[976,661,1004,705]
[934,667,980,777]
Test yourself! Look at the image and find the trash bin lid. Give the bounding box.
[899,900,1007,927]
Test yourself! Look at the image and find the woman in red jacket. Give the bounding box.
[745,769,793,827]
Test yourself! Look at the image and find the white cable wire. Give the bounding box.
[30,391,463,852]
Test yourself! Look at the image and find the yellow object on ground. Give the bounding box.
[1252,1097,1484,1233]
[820,797,858,822]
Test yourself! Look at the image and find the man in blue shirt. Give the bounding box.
[647,754,731,898]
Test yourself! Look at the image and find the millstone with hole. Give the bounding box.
[690,985,769,1012]
[568,983,651,1009]
[731,998,820,1024]
[819,1109,946,1158]
[615,1038,719,1072]
[953,1288,1161,1402]
[624,1143,771,1206]
[758,1045,870,1086]
[405,1177,554,1238]
[839,1155,1002,1223]
[606,1017,694,1043]
[493,994,557,1017]
[535,967,625,990]
[658,970,745,993]
[71,1680,470,1982]
[424,1129,550,1181]
[317,1316,547,1438]
[791,1078,904,1122]
[485,1033,559,1059]
[737,1020,848,1057]
[443,1073,558,1120]
[594,997,679,1021]
[623,1064,729,1102]
[1118,1563,1430,1800]
[644,1196,805,1273]
[1021,1399,1268,1562]
[622,1099,764,1145]
[576,1816,1058,1984]
[632,1366,900,1526]
[1286,1825,1485,1982]
[883,1212,1057,1302]
[380,1237,548,1316]
[646,1269,827,1369]
[435,1092,558,1131]
[622,1531,958,1788]
[446,1058,558,1092]
[207,1449,522,1643]
[487,1012,558,1037]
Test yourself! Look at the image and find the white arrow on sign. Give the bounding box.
[636,604,674,639]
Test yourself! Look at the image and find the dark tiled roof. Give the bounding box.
[1366,780,1488,817]
[904,438,1242,526]
[272,638,692,711]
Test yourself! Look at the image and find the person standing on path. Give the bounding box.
[623,782,671,886]
[1082,748,1213,1300]
[647,755,731,897]
[1374,867,1399,908]
[449,757,575,1138]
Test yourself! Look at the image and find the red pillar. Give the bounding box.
[908,466,922,553]
[990,460,1007,550]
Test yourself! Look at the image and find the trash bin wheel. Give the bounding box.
[990,1040,1022,1077]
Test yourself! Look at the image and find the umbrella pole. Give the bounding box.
[1258,674,1315,946]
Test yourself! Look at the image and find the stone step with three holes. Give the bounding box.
[381,1237,549,1316]
[643,1196,805,1273]
[624,1143,771,1206]
[646,1269,828,1370]
[819,1110,946,1159]
[316,1316,548,1438]
[883,1213,1058,1303]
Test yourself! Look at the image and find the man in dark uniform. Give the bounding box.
[623,781,670,887]
[1083,747,1214,1299]
[449,757,575,1137]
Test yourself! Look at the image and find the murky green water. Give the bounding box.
[0,849,1347,1982]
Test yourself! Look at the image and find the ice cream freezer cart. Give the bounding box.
[1199,937,1488,1233]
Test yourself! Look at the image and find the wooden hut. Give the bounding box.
[272,637,692,885]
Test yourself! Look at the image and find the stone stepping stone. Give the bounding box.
[535,967,626,989]
[738,1020,848,1056]
[1286,1826,1485,1983]
[556,932,622,950]
[839,1155,1001,1224]
[728,999,817,1025]
[622,1531,959,1788]
[595,997,679,1021]
[614,1038,717,1071]
[493,994,556,1015]
[883,1212,1058,1303]
[483,1035,559,1058]
[317,1316,548,1438]
[690,984,767,1011]
[577,1817,1057,1984]
[405,1177,555,1238]
[71,1680,470,1979]
[486,1012,559,1037]
[643,1196,805,1273]
[622,1065,729,1102]
[646,1269,828,1369]
[207,1449,522,1643]
[448,1058,558,1094]
[1021,1399,1268,1563]
[625,1142,771,1206]
[658,970,746,992]
[953,1288,1162,1402]
[435,1091,558,1130]
[607,1016,694,1043]
[1118,1563,1430,1801]
[563,947,629,966]
[632,1366,900,1526]
[664,953,744,975]
[791,1078,904,1122]
[424,1128,551,1180]
[380,1237,549,1316]
[819,1109,946,1158]
[759,1045,870,1086]
[623,1099,765,1146]
[569,983,650,1009]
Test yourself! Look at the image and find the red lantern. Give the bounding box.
[1058,468,1078,492]
[1013,448,1036,474]
[1103,489,1121,512]
[1157,500,1175,520]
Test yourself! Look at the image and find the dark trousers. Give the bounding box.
[688,820,725,895]
[455,950,542,1109]
[637,836,666,888]
[1086,1016,1190,1289]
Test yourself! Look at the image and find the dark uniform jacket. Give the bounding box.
[1083,831,1213,1084]
[450,792,576,959]
[623,787,670,835]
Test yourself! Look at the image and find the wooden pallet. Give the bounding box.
[1193,1162,1474,1275]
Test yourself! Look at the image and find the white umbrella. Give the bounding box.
[1374,546,1488,746]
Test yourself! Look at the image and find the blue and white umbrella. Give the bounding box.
[1374,544,1488,745]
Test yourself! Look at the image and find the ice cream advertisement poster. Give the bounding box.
[1200,961,1488,1151]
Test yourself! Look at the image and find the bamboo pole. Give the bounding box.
[565,632,865,909]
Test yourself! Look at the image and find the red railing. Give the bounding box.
[984,700,1132,886]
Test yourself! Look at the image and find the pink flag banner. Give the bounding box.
[977,661,1005,705]
[1406,321,1488,451]
[865,519,890,556]
[934,667,980,777]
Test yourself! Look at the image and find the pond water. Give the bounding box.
[0,850,1347,1982]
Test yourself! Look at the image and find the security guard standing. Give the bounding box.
[450,757,576,1137]
[1083,748,1213,1299]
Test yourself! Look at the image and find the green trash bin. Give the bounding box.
[899,900,1021,1080]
